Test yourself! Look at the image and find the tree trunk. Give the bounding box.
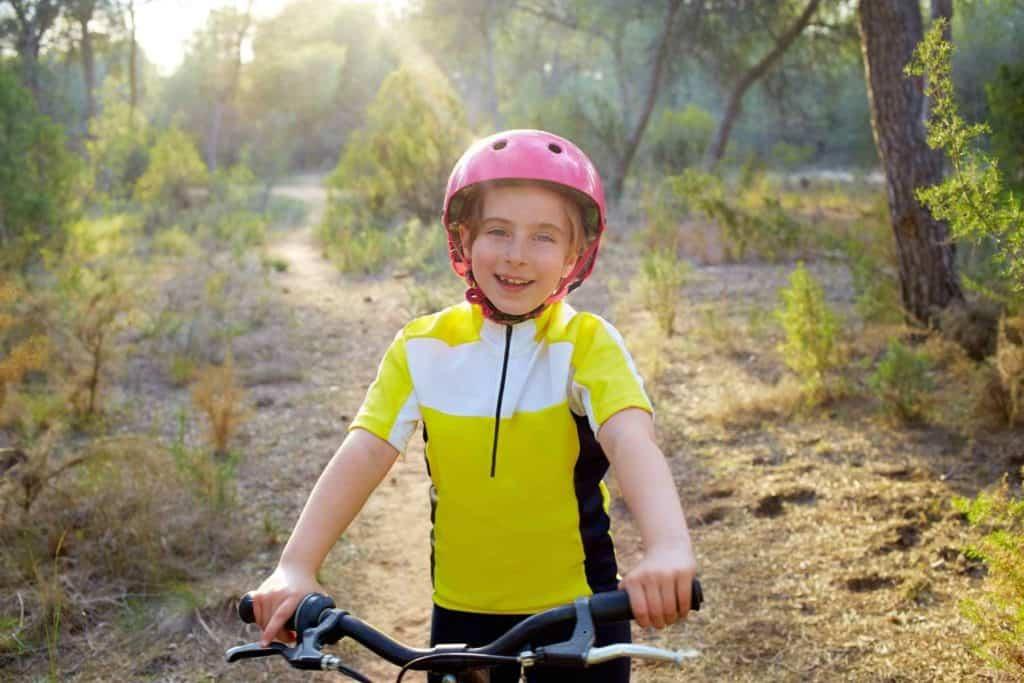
[858,0,963,325]
[9,0,62,105]
[704,0,823,167]
[128,0,138,113]
[610,0,683,198]
[79,15,96,124]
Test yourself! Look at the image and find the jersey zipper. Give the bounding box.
[490,324,513,478]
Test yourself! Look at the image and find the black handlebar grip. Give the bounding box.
[590,578,703,621]
[237,593,336,634]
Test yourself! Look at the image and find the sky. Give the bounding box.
[134,0,405,76]
[135,0,288,75]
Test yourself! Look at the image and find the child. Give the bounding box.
[250,130,696,682]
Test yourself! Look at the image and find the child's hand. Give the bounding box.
[250,565,325,647]
[619,542,697,629]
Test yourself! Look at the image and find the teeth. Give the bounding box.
[498,275,531,285]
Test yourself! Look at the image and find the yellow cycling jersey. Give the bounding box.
[350,300,652,614]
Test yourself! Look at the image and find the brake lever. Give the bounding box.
[225,641,293,662]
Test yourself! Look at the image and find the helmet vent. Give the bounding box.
[492,140,508,150]
[548,143,563,154]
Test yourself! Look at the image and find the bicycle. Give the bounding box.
[226,579,703,682]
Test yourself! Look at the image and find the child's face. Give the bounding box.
[459,183,580,317]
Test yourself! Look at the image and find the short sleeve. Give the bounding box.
[569,315,653,434]
[349,329,421,453]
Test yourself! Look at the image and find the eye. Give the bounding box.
[535,233,557,242]
[486,226,508,236]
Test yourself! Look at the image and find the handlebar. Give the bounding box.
[228,580,703,680]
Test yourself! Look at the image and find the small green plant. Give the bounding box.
[169,409,239,511]
[775,262,842,401]
[646,170,802,263]
[640,249,691,336]
[868,340,935,422]
[908,20,1024,297]
[262,255,289,273]
[954,474,1024,678]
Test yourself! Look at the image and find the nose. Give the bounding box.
[503,232,528,264]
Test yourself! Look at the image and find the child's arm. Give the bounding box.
[598,407,696,630]
[251,427,399,646]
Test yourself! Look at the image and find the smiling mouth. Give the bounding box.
[495,274,534,287]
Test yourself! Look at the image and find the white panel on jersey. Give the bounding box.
[406,337,574,417]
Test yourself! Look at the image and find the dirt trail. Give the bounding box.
[238,178,436,681]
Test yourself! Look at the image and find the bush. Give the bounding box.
[86,80,150,201]
[639,249,691,336]
[0,279,49,415]
[45,215,141,420]
[646,105,715,171]
[190,351,248,457]
[909,20,1024,297]
[322,65,469,270]
[986,62,1024,191]
[954,476,1024,678]
[135,127,209,217]
[0,66,81,270]
[869,340,935,422]
[775,263,842,400]
[645,170,802,262]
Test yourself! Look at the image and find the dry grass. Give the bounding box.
[609,263,1022,682]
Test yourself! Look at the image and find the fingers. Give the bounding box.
[659,577,679,626]
[261,594,299,647]
[622,580,650,629]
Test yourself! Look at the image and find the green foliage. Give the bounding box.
[322,65,469,266]
[770,141,815,171]
[869,340,935,422]
[646,105,715,171]
[639,249,691,336]
[170,410,240,512]
[986,62,1024,191]
[954,476,1024,678]
[153,226,201,260]
[134,127,209,214]
[907,20,1024,296]
[46,215,142,419]
[0,65,81,269]
[775,263,842,400]
[86,80,150,201]
[645,170,802,262]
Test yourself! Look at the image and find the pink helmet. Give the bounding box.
[442,130,607,318]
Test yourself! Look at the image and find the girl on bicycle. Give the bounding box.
[250,130,697,682]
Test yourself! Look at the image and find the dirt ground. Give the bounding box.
[43,176,1021,682]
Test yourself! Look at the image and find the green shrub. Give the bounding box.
[954,476,1024,678]
[640,249,691,336]
[323,65,469,250]
[869,340,935,422]
[908,20,1024,297]
[0,66,81,270]
[135,127,209,216]
[770,141,815,171]
[646,104,715,171]
[986,62,1024,191]
[775,263,842,400]
[153,226,200,259]
[86,80,149,201]
[646,170,801,262]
